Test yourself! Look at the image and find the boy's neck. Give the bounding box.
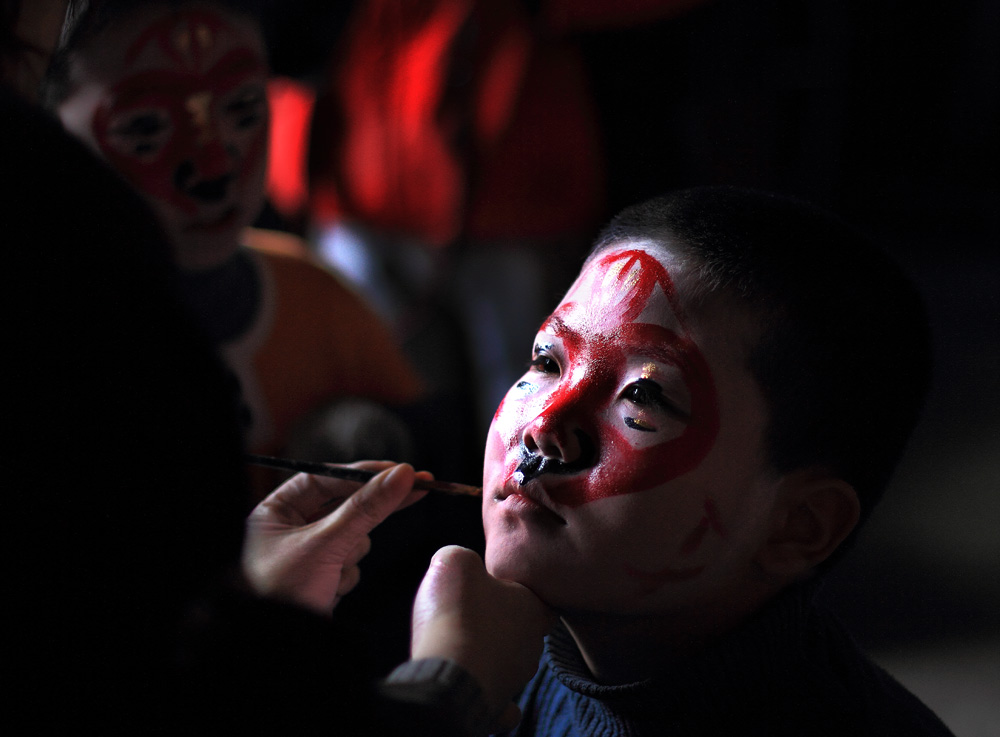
[560,595,767,685]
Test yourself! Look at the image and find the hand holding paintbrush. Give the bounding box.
[243,461,440,614]
[246,454,482,497]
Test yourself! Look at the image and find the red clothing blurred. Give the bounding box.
[308,0,605,246]
[267,0,713,241]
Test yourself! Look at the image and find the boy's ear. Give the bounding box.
[754,471,860,581]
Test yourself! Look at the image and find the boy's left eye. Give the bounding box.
[114,114,168,137]
[108,111,172,156]
[224,87,266,129]
[622,379,664,407]
[622,378,691,422]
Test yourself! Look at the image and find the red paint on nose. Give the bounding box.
[192,137,231,180]
[524,373,604,462]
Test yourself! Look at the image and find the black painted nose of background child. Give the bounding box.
[175,162,232,203]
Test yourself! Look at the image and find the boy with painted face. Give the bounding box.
[482,187,953,735]
[52,1,268,270]
[46,0,422,499]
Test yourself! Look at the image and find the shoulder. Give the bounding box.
[507,642,576,737]
[794,604,957,737]
[245,228,378,312]
[687,586,957,737]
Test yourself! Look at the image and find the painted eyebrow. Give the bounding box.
[543,313,691,367]
[211,48,267,86]
[540,313,574,340]
[634,339,689,368]
[541,312,699,418]
[108,74,193,108]
[106,49,266,109]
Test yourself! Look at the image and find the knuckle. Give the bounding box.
[346,487,383,524]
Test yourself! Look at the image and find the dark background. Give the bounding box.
[580,6,1000,730]
[265,1,999,732]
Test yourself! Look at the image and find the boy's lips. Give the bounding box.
[494,481,567,525]
[185,205,238,232]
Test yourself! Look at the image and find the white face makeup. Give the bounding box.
[482,242,782,615]
[58,5,269,270]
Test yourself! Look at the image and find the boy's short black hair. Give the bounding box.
[594,186,932,542]
[42,0,263,110]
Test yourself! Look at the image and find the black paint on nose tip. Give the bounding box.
[515,430,597,485]
[174,162,232,203]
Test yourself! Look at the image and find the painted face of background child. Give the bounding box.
[58,4,269,270]
[482,242,784,616]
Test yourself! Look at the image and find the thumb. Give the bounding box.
[413,545,484,622]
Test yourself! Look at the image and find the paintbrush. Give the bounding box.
[245,454,482,497]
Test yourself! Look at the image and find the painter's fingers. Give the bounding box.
[341,535,372,571]
[310,460,398,508]
[395,470,434,512]
[243,463,427,615]
[337,564,362,597]
[316,464,421,549]
[303,463,427,522]
[251,461,396,526]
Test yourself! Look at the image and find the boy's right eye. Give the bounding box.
[108,112,172,156]
[528,349,559,375]
[113,113,169,137]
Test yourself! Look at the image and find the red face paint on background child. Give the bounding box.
[58,7,269,269]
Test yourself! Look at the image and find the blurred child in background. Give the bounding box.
[47,0,423,502]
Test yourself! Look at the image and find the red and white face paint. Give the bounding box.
[482,242,781,614]
[58,6,268,270]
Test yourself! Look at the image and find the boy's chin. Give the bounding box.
[484,542,551,597]
[484,543,583,611]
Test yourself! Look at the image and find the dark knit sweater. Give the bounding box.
[502,584,954,737]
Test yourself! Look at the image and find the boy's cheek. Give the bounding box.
[481,505,529,582]
[487,391,535,454]
[481,426,506,493]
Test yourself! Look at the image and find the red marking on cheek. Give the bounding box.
[679,519,710,555]
[484,423,513,483]
[488,393,531,487]
[624,498,728,592]
[623,562,705,595]
[679,498,728,554]
[624,499,729,594]
[93,82,199,215]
